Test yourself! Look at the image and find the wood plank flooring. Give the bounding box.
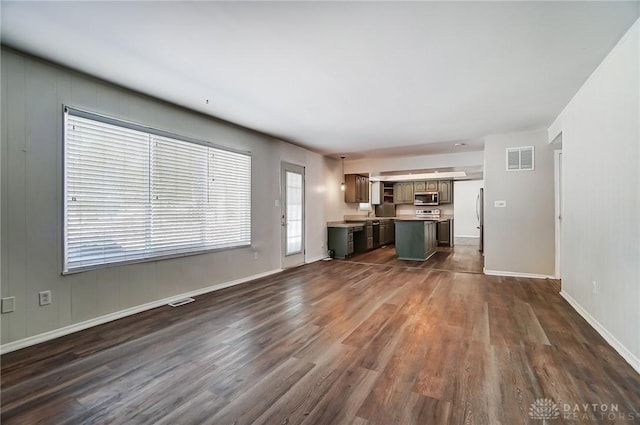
[344,242,484,274]
[2,249,639,424]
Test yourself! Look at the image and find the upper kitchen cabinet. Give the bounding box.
[438,180,452,204]
[393,182,414,204]
[425,180,439,192]
[371,181,395,205]
[371,181,382,205]
[414,181,426,192]
[383,183,395,204]
[344,174,370,203]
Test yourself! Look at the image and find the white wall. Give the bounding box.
[548,19,639,370]
[453,180,484,237]
[483,130,555,277]
[0,48,334,347]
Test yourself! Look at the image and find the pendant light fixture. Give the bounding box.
[340,156,346,191]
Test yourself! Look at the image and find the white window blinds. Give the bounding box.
[64,108,251,273]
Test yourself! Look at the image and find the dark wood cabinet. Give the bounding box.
[438,180,452,204]
[437,219,453,246]
[379,219,395,245]
[328,226,355,258]
[344,174,370,203]
[393,182,414,204]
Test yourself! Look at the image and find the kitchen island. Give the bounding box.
[394,217,439,261]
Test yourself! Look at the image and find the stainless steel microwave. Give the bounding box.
[414,192,439,206]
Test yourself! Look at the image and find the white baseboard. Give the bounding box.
[454,235,480,239]
[560,291,640,374]
[483,268,555,279]
[306,255,328,264]
[0,268,283,355]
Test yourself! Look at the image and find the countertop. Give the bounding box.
[394,217,447,222]
[327,221,366,228]
[393,215,452,221]
[328,216,452,226]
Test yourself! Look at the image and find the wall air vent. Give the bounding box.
[506,146,535,171]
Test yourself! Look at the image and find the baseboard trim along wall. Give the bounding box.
[0,268,283,355]
[483,269,555,280]
[305,255,328,264]
[560,290,640,374]
[454,235,480,239]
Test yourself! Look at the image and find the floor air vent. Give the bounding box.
[168,297,195,307]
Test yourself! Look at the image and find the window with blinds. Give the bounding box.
[63,107,251,273]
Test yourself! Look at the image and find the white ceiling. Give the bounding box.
[1,1,638,158]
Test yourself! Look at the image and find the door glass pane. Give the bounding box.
[286,171,302,255]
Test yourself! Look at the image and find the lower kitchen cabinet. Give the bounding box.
[395,220,437,261]
[437,219,454,246]
[379,219,395,245]
[328,227,355,259]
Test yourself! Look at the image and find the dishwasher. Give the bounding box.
[372,220,380,248]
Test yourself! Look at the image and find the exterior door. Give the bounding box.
[281,162,305,268]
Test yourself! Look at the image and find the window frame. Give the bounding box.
[62,106,252,275]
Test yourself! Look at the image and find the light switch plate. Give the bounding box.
[1,297,16,313]
[494,200,507,208]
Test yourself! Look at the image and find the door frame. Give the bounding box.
[280,162,306,269]
[554,149,563,279]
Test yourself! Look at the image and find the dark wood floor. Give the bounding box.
[2,248,639,424]
[344,241,484,274]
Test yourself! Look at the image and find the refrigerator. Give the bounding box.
[477,188,484,252]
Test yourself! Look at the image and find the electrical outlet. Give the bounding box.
[39,290,52,306]
[592,281,597,295]
[1,297,16,313]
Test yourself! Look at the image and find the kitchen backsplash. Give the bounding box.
[338,202,454,219]
[395,204,454,216]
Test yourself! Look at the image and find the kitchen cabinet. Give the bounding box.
[366,222,374,249]
[371,181,382,205]
[414,181,426,192]
[380,222,388,245]
[395,219,437,261]
[372,182,395,205]
[425,180,438,192]
[438,180,452,204]
[344,174,370,203]
[393,182,414,204]
[328,226,357,258]
[379,219,395,245]
[383,183,395,204]
[437,219,453,246]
